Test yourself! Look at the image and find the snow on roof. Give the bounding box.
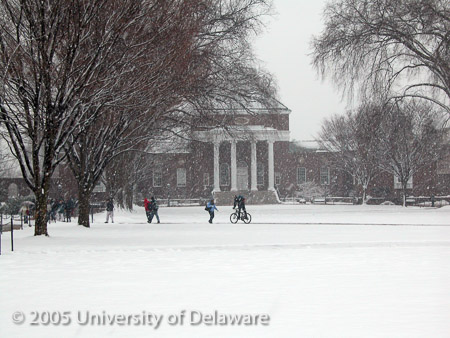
[204,98,291,115]
[146,136,190,154]
[290,140,323,152]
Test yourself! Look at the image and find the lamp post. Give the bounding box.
[57,183,62,199]
[167,183,171,207]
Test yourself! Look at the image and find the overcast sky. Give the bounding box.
[253,0,348,141]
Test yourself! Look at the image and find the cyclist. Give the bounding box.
[233,195,247,220]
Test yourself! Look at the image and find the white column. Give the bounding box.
[268,140,275,191]
[213,142,220,192]
[230,140,237,191]
[251,141,257,191]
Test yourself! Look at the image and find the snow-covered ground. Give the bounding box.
[1,204,449,337]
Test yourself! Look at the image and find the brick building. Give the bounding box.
[2,105,449,205]
[137,104,450,205]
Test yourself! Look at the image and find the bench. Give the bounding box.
[406,198,416,205]
[1,223,23,232]
[312,197,357,205]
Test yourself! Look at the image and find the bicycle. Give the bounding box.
[230,209,252,224]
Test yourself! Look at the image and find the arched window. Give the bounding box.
[237,161,248,190]
[220,163,230,186]
[275,172,281,186]
[257,162,265,185]
[203,173,210,187]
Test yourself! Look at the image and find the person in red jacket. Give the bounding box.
[144,198,151,223]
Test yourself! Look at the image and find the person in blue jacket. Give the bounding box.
[206,199,218,223]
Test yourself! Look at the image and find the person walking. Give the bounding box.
[206,199,218,224]
[105,198,114,223]
[144,197,152,223]
[148,196,160,223]
[20,204,30,225]
[65,197,75,222]
[50,199,59,222]
[57,199,65,222]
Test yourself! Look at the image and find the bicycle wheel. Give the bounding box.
[230,212,238,224]
[243,213,252,224]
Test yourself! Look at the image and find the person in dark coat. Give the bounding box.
[50,199,59,222]
[148,196,160,223]
[206,199,218,223]
[105,198,114,223]
[233,195,247,220]
[65,197,75,222]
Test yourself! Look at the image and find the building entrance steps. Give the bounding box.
[213,190,279,205]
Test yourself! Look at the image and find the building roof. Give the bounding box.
[193,125,290,143]
[289,140,326,153]
[200,98,291,115]
[145,135,190,154]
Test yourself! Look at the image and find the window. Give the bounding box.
[275,172,281,186]
[297,167,306,185]
[153,169,162,187]
[177,168,186,187]
[437,153,450,174]
[203,173,210,187]
[394,175,413,189]
[220,163,230,186]
[257,162,265,185]
[8,183,18,198]
[93,182,106,193]
[320,166,330,185]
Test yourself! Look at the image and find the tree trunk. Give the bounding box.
[402,183,407,207]
[125,183,133,210]
[116,189,124,209]
[362,186,367,205]
[77,189,91,228]
[34,191,49,236]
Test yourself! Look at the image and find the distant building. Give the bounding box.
[136,104,450,205]
[1,105,449,205]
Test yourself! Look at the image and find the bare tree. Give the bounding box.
[0,0,178,235]
[63,0,209,228]
[102,149,151,210]
[65,110,151,228]
[378,99,444,206]
[66,0,275,227]
[312,0,450,116]
[174,0,275,125]
[318,103,384,203]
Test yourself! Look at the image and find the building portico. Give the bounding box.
[194,126,289,204]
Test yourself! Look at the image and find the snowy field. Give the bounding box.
[1,204,450,338]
